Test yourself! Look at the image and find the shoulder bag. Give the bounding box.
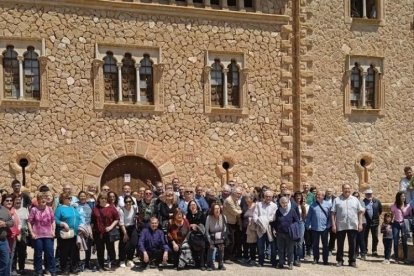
[99,206,120,242]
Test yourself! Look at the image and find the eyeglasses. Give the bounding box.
[125,201,132,204]
[65,197,71,200]
[145,192,152,195]
[282,194,291,197]
[4,199,13,202]
[102,189,110,191]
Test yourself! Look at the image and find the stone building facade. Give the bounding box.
[0,0,413,203]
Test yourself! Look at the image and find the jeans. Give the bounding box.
[294,221,305,261]
[311,229,329,263]
[364,224,379,253]
[0,239,10,276]
[34,238,56,274]
[276,232,295,266]
[119,226,138,263]
[356,224,367,256]
[336,230,357,264]
[94,233,116,269]
[12,239,27,271]
[7,240,15,276]
[392,221,407,260]
[257,234,277,266]
[383,238,392,260]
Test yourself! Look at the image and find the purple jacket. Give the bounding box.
[138,228,170,253]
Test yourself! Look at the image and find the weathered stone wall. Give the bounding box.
[0,2,289,195]
[307,0,414,202]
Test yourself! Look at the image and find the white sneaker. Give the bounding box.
[120,263,126,268]
[127,261,135,267]
[382,260,390,264]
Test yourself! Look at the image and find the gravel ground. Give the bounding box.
[22,243,411,276]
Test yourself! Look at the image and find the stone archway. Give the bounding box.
[82,140,177,191]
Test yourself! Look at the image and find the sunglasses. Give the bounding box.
[4,199,13,202]
[125,201,132,204]
[100,198,108,200]
[145,192,152,195]
[102,189,110,191]
[185,191,193,194]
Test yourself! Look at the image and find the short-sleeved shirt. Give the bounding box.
[331,195,364,231]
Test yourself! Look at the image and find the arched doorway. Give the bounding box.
[101,156,162,195]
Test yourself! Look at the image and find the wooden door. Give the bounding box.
[100,156,161,195]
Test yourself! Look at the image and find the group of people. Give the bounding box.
[0,167,414,276]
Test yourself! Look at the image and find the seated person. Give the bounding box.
[138,217,169,268]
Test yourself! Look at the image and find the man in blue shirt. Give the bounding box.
[194,185,209,214]
[138,217,169,269]
[306,190,332,265]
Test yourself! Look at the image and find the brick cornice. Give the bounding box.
[3,0,290,25]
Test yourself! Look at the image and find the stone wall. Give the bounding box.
[307,0,414,202]
[0,1,290,195]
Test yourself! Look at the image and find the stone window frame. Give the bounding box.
[203,50,249,116]
[0,37,50,108]
[93,43,164,113]
[344,55,384,115]
[344,0,385,26]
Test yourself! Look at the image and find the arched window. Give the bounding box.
[227,60,240,107]
[2,45,19,98]
[365,65,376,108]
[350,0,363,17]
[103,51,118,102]
[350,64,362,107]
[211,59,223,107]
[139,54,153,104]
[23,46,40,100]
[121,53,136,103]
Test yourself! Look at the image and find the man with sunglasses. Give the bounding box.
[178,187,200,216]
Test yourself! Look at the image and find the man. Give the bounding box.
[218,185,231,205]
[172,178,180,197]
[362,188,382,257]
[138,217,169,269]
[399,166,414,202]
[277,183,288,199]
[55,184,78,207]
[222,187,243,262]
[194,186,209,214]
[0,202,14,276]
[306,190,331,265]
[325,188,337,254]
[101,185,111,192]
[177,187,199,216]
[118,184,135,207]
[253,190,278,267]
[11,180,31,208]
[331,184,364,268]
[137,189,156,229]
[153,181,164,198]
[86,184,98,209]
[228,179,237,192]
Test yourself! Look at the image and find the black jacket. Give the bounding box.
[363,198,382,226]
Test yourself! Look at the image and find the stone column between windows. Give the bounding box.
[222,68,229,108]
[361,70,367,107]
[362,0,367,18]
[135,63,141,103]
[18,56,24,99]
[117,62,123,103]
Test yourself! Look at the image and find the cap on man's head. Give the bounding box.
[364,188,373,194]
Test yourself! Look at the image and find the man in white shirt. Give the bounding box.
[331,184,364,268]
[253,190,278,267]
[399,166,413,202]
[118,184,135,207]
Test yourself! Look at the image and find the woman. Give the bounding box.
[76,191,93,270]
[241,193,257,266]
[28,193,57,276]
[187,200,206,270]
[293,191,307,266]
[205,202,227,271]
[54,193,81,276]
[353,191,367,260]
[158,191,178,231]
[91,192,119,271]
[12,196,29,275]
[390,191,412,263]
[273,196,299,270]
[167,208,191,270]
[2,194,20,276]
[107,191,119,207]
[119,195,138,268]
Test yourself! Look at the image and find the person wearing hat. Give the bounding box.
[362,188,382,257]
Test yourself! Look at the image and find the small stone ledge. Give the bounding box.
[0,99,42,109]
[208,107,248,116]
[102,103,164,114]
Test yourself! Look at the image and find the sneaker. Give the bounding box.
[276,264,284,269]
[336,261,343,267]
[382,260,390,264]
[329,251,333,256]
[293,261,301,267]
[120,263,126,268]
[206,267,212,271]
[312,260,318,265]
[126,261,135,268]
[349,262,357,268]
[372,252,379,257]
[361,255,367,261]
[218,264,226,270]
[288,264,293,270]
[224,260,234,264]
[248,260,257,266]
[201,266,206,271]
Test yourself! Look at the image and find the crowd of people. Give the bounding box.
[1,166,414,276]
